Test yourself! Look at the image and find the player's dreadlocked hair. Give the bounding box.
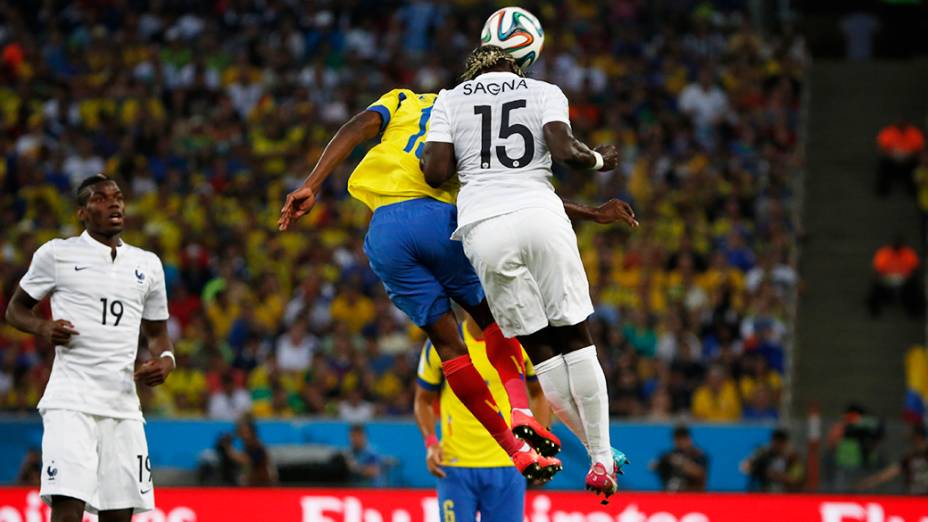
[76,173,111,206]
[461,45,523,81]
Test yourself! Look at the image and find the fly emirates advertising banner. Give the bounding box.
[0,488,925,522]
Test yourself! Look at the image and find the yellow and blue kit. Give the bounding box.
[354,89,484,327]
[417,324,535,522]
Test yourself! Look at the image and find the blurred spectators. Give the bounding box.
[208,433,241,486]
[339,389,375,423]
[16,447,40,486]
[275,318,317,373]
[826,404,885,491]
[866,237,924,318]
[346,424,384,486]
[652,425,709,491]
[208,373,252,420]
[741,428,805,492]
[739,353,782,421]
[840,12,880,62]
[858,423,928,495]
[0,1,804,421]
[212,415,276,486]
[914,153,928,239]
[692,364,742,421]
[876,120,924,196]
[904,345,928,424]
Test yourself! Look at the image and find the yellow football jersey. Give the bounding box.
[416,322,536,468]
[347,89,458,212]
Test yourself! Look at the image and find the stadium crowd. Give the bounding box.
[0,1,806,423]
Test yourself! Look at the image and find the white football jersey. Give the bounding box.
[426,71,572,238]
[19,231,169,420]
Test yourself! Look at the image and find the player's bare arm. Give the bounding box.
[543,121,619,171]
[278,110,383,230]
[134,319,174,387]
[421,141,456,189]
[563,199,638,227]
[5,286,79,345]
[413,384,446,478]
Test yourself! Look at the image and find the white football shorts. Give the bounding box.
[40,409,154,514]
[461,207,594,337]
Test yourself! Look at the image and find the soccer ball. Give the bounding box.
[480,7,545,73]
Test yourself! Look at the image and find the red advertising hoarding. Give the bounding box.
[0,487,925,522]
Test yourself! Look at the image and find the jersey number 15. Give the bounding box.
[474,99,535,169]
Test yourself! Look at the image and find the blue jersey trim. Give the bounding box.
[417,376,442,392]
[367,105,392,133]
[424,340,434,366]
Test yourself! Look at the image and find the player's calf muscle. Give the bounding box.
[423,314,469,360]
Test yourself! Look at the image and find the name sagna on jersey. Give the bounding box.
[462,78,528,96]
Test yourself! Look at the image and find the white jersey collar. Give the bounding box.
[81,230,124,258]
[474,71,522,80]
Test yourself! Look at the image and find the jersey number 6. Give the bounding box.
[474,99,535,169]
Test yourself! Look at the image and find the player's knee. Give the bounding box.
[50,496,85,522]
[423,314,468,361]
[518,330,557,363]
[556,321,594,352]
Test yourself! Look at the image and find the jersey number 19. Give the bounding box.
[99,297,124,326]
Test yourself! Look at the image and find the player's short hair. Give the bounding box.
[673,425,691,439]
[76,173,113,206]
[461,45,523,81]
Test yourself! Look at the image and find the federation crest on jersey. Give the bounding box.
[135,269,145,283]
[47,462,58,480]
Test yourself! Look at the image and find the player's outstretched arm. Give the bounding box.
[562,199,638,227]
[4,286,79,345]
[278,110,383,230]
[543,121,619,171]
[134,319,174,386]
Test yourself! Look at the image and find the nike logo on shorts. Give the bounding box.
[140,487,152,494]
[74,266,89,271]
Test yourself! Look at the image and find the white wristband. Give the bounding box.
[160,351,176,368]
[591,151,604,171]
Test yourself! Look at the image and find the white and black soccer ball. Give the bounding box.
[480,7,545,73]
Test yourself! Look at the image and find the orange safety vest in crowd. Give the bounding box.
[873,245,920,278]
[877,125,925,155]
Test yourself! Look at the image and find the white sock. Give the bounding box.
[564,345,612,468]
[533,355,589,452]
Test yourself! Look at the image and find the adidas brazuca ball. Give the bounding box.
[480,7,545,73]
